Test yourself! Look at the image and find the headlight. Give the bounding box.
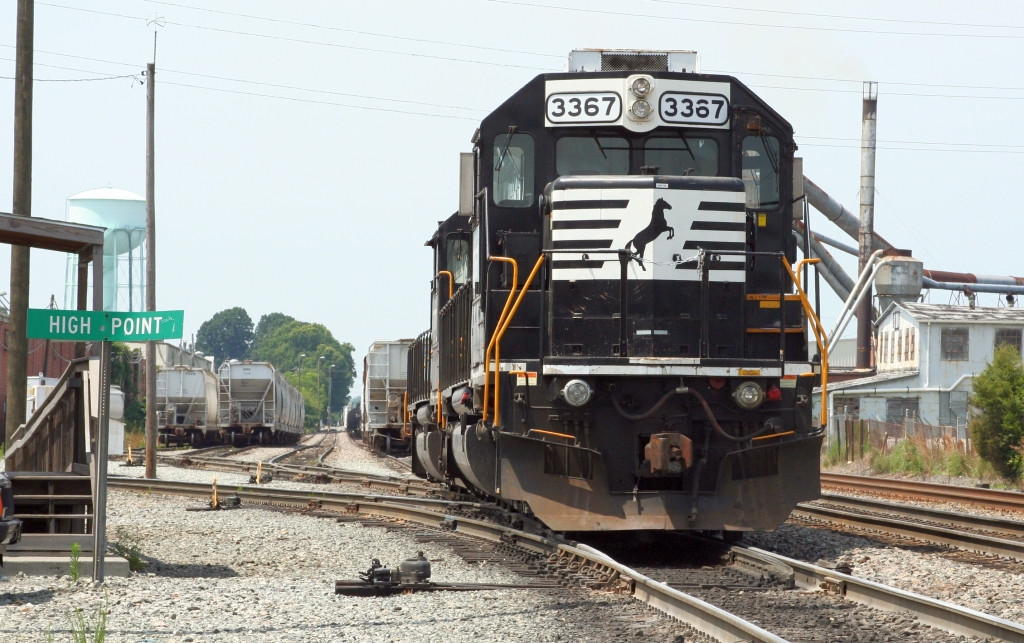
[733,381,765,410]
[631,77,652,98]
[630,99,652,119]
[561,379,593,407]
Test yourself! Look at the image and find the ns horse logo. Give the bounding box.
[626,198,673,271]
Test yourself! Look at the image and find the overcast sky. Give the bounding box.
[1,1,1022,384]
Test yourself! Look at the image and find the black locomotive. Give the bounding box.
[403,50,825,533]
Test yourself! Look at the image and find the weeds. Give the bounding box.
[69,542,82,581]
[871,439,926,475]
[109,526,145,572]
[67,594,108,643]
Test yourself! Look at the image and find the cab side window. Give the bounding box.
[493,132,535,207]
[741,135,781,209]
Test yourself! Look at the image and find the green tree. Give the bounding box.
[252,312,295,356]
[253,320,355,427]
[111,343,145,431]
[969,343,1024,479]
[196,307,254,364]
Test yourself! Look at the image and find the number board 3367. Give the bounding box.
[546,92,622,124]
[659,91,730,127]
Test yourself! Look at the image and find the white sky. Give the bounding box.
[1,1,1022,385]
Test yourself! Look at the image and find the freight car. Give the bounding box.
[403,49,827,534]
[217,360,305,445]
[360,340,413,451]
[155,366,219,446]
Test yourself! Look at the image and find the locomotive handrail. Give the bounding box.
[483,256,519,423]
[437,270,454,299]
[782,256,829,427]
[490,253,547,427]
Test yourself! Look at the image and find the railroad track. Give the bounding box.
[108,473,1024,642]
[795,493,1024,562]
[821,472,1024,513]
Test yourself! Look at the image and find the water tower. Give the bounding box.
[63,187,146,312]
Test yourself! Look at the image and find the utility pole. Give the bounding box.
[144,58,157,478]
[7,0,33,447]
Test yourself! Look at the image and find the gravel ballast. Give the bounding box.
[2,436,1022,641]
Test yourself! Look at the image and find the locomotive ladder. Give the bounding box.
[218,375,232,425]
[155,370,168,425]
[367,346,391,428]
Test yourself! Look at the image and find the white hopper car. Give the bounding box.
[361,339,413,451]
[155,366,219,446]
[218,360,305,444]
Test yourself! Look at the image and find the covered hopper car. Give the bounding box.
[156,366,220,446]
[360,340,414,452]
[217,360,305,445]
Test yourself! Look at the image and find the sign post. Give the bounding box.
[27,308,183,581]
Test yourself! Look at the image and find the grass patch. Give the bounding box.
[109,526,145,572]
[862,436,1003,482]
[123,427,146,451]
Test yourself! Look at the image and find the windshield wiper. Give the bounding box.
[494,125,517,171]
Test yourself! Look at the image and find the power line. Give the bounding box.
[489,0,1024,40]
[0,50,489,113]
[644,0,1024,31]
[798,135,1024,149]
[141,0,563,60]
[798,142,1024,154]
[36,2,555,71]
[162,80,481,121]
[707,68,1024,93]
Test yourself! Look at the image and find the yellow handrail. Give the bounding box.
[491,254,546,427]
[781,256,830,427]
[483,257,519,423]
[402,391,410,439]
[437,270,454,299]
[527,428,577,444]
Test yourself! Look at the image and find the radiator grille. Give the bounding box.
[601,52,668,72]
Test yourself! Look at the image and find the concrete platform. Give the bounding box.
[2,553,131,578]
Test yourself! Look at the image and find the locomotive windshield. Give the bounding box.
[555,135,629,176]
[644,135,718,176]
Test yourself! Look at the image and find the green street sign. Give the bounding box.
[27,309,185,341]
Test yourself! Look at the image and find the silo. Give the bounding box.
[62,187,147,312]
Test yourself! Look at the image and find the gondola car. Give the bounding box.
[405,49,827,533]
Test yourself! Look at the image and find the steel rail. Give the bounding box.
[107,476,788,643]
[156,452,437,495]
[793,499,1024,561]
[821,472,1024,512]
[751,547,1024,642]
[819,492,1024,544]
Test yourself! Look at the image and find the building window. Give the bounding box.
[909,330,915,361]
[994,328,1022,354]
[941,327,969,361]
[886,397,919,424]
